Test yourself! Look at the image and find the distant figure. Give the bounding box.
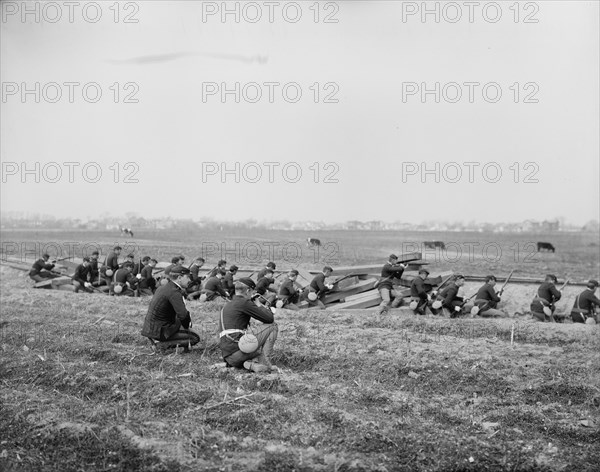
[537,242,555,253]
[424,241,445,250]
[120,227,134,238]
[307,238,321,247]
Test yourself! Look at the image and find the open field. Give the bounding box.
[1,228,599,280]
[1,229,599,471]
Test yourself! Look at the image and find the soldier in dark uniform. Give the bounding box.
[377,254,407,314]
[256,269,277,305]
[112,262,138,296]
[139,258,158,295]
[222,265,239,298]
[530,274,562,322]
[89,251,101,286]
[72,257,94,293]
[29,254,58,282]
[202,270,230,301]
[431,275,465,317]
[186,257,206,300]
[470,276,504,317]
[141,265,200,352]
[571,280,600,323]
[133,256,150,276]
[207,260,227,279]
[257,262,276,281]
[410,268,431,315]
[101,246,122,287]
[308,266,334,309]
[218,278,278,372]
[277,270,302,310]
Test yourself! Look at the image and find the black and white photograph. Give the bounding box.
[1,1,599,470]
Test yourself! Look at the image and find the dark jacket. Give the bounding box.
[139,265,155,289]
[475,284,501,309]
[105,252,120,271]
[537,282,561,304]
[189,264,204,285]
[278,278,299,303]
[89,259,99,279]
[222,272,236,296]
[141,280,191,340]
[572,289,600,314]
[438,282,463,308]
[310,273,330,296]
[410,277,428,300]
[29,258,55,276]
[204,276,228,298]
[379,263,405,290]
[256,277,275,295]
[219,295,274,358]
[73,264,91,285]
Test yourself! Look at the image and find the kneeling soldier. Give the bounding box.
[141,265,200,352]
[308,266,334,309]
[410,269,431,315]
[277,270,302,310]
[571,280,600,324]
[112,262,137,296]
[219,278,278,372]
[530,274,562,322]
[29,253,58,283]
[72,257,94,293]
[471,276,505,317]
[431,275,465,317]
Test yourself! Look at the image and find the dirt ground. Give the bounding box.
[1,264,599,471]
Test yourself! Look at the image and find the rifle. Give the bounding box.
[558,279,570,291]
[430,274,455,297]
[496,269,515,296]
[331,273,357,287]
[52,256,72,263]
[374,263,407,289]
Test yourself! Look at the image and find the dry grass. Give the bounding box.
[1,263,599,471]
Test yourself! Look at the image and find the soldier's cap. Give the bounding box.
[289,269,299,276]
[230,265,239,272]
[218,260,227,266]
[83,257,91,262]
[171,257,181,264]
[114,246,122,250]
[546,274,558,282]
[389,254,398,260]
[323,266,333,273]
[588,279,599,288]
[42,253,50,258]
[122,262,134,269]
[91,251,99,256]
[195,257,205,262]
[418,268,430,275]
[237,277,256,290]
[142,256,151,262]
[170,266,191,276]
[217,269,227,276]
[150,258,158,263]
[126,253,135,259]
[267,262,276,269]
[455,274,465,280]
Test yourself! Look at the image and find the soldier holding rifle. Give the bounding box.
[29,253,58,282]
[469,271,514,317]
[377,254,407,315]
[431,275,466,317]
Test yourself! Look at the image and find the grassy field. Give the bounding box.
[1,229,599,471]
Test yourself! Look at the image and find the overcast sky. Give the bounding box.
[1,1,598,225]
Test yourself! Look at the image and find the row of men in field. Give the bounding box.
[138,253,600,374]
[30,248,600,324]
[28,246,331,309]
